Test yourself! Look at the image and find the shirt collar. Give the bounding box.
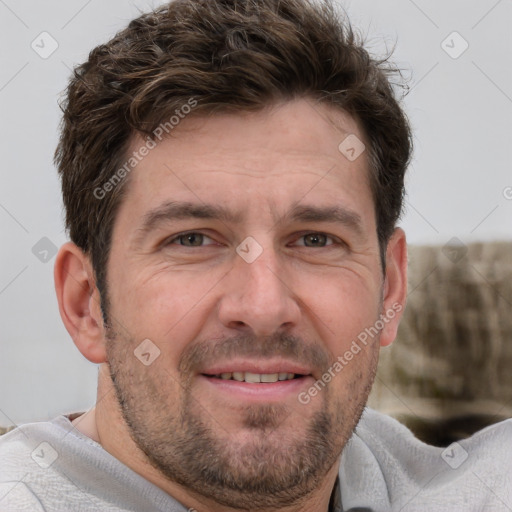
[329,475,342,512]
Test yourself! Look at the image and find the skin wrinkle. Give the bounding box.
[130,222,374,278]
[51,2,413,508]
[63,99,406,512]
[132,210,367,264]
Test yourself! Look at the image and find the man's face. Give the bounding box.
[103,99,386,508]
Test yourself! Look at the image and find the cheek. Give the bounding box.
[299,270,382,346]
[111,266,223,349]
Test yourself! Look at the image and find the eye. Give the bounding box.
[166,232,216,247]
[293,233,336,248]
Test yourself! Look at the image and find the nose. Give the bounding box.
[218,246,301,336]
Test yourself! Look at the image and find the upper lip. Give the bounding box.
[199,359,312,376]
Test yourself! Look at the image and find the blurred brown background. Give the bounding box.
[369,240,512,446]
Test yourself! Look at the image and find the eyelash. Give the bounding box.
[164,231,341,248]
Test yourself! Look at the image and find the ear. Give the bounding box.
[379,228,408,347]
[54,242,107,363]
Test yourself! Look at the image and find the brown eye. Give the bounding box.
[167,232,215,247]
[178,233,204,246]
[296,233,335,247]
[303,233,327,247]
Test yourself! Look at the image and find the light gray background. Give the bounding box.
[1,0,511,425]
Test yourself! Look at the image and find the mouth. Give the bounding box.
[203,372,303,383]
[197,362,314,402]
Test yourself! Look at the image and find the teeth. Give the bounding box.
[213,372,297,383]
[245,372,261,383]
[261,373,279,383]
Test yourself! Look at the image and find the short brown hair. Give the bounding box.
[55,0,412,315]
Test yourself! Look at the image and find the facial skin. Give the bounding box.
[55,98,407,512]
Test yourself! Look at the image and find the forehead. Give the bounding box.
[116,99,374,232]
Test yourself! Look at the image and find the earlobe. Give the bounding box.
[54,242,107,363]
[379,228,408,347]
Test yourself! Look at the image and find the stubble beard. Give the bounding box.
[105,327,379,510]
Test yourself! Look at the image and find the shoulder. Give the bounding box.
[0,422,38,477]
[339,407,512,509]
[0,419,71,511]
[0,481,46,511]
[355,407,512,456]
[0,417,72,478]
[0,416,189,511]
[352,407,512,470]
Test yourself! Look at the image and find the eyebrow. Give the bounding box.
[133,201,243,246]
[285,204,364,236]
[133,200,364,246]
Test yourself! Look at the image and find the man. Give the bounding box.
[1,0,511,510]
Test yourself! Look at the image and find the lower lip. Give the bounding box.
[198,375,315,402]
